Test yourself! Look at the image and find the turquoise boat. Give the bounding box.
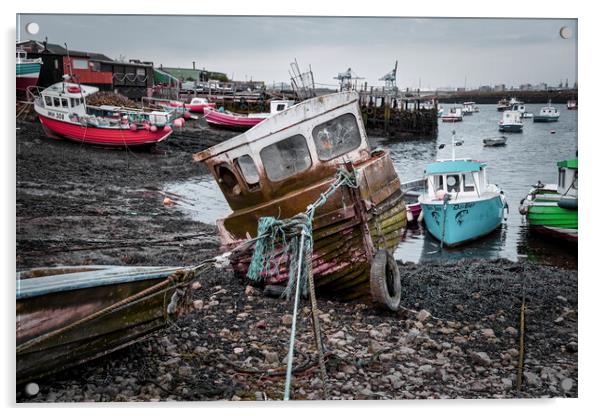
[518,159,577,242]
[419,136,508,246]
[16,48,42,92]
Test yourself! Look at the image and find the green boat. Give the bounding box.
[518,159,578,242]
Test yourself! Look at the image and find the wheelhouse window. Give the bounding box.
[276,103,286,111]
[446,174,460,193]
[72,59,89,70]
[463,173,475,192]
[44,96,52,107]
[312,113,362,161]
[70,98,81,107]
[260,134,311,182]
[235,155,260,188]
[216,164,241,196]
[558,168,566,188]
[53,97,60,107]
[61,98,68,108]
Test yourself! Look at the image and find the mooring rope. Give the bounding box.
[243,167,359,400]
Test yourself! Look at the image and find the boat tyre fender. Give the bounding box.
[370,249,401,311]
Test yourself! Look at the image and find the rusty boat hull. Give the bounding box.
[16,266,194,384]
[194,91,407,302]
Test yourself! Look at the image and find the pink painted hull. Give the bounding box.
[16,76,39,92]
[169,101,216,113]
[408,202,422,220]
[39,115,173,147]
[204,109,267,131]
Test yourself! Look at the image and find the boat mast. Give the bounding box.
[451,130,456,161]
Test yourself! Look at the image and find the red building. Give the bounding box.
[17,40,153,100]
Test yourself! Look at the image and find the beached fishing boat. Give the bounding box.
[16,265,203,384]
[16,48,42,93]
[204,100,296,131]
[400,178,427,223]
[418,133,508,246]
[441,107,463,122]
[499,110,524,132]
[30,81,176,146]
[518,159,577,243]
[533,101,560,122]
[194,91,407,308]
[169,97,216,113]
[483,136,508,147]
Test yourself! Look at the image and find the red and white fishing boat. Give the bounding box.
[169,97,216,113]
[204,100,295,131]
[32,81,175,147]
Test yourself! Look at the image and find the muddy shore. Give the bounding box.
[16,120,577,401]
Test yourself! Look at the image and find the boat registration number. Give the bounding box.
[47,111,64,120]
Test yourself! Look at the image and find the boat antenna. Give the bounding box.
[451,130,456,161]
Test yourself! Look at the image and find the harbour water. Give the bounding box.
[166,103,577,268]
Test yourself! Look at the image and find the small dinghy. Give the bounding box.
[483,136,507,147]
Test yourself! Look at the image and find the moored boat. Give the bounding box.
[567,99,577,110]
[497,98,511,112]
[533,101,560,122]
[169,97,216,113]
[441,107,463,122]
[499,110,524,132]
[31,81,176,146]
[418,133,508,246]
[462,101,475,115]
[193,91,407,306]
[483,136,508,147]
[400,178,427,223]
[16,48,42,93]
[204,99,296,131]
[16,265,203,384]
[518,159,578,243]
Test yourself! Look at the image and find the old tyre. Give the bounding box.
[370,249,401,311]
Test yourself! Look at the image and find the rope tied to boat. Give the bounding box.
[245,167,359,400]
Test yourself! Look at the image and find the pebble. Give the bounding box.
[417,309,431,322]
[470,351,492,366]
[504,326,518,336]
[281,314,293,326]
[481,328,495,338]
[560,378,574,392]
[523,371,542,387]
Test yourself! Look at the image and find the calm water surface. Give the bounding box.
[167,104,577,268]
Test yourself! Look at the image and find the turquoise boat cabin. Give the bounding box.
[418,159,507,246]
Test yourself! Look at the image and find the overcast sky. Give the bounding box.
[18,15,577,89]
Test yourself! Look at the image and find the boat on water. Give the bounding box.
[567,99,578,110]
[418,133,508,246]
[169,97,216,113]
[193,91,408,307]
[204,99,296,131]
[437,105,444,118]
[16,48,42,93]
[497,98,511,112]
[31,81,177,146]
[462,102,476,115]
[499,110,524,132]
[533,101,560,122]
[483,136,508,147]
[400,178,427,223]
[441,107,463,122]
[16,265,203,384]
[518,159,578,243]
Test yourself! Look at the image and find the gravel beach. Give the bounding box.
[15,119,577,401]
